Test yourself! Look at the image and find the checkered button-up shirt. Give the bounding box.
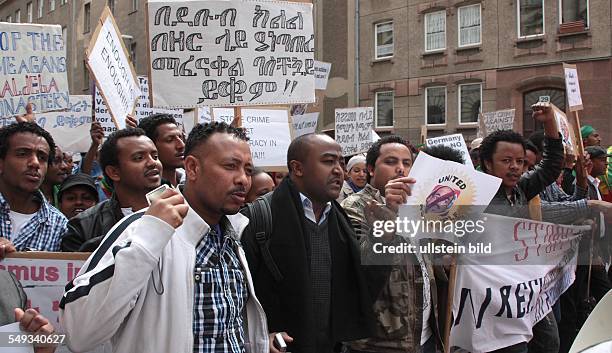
[193,217,249,353]
[0,191,67,251]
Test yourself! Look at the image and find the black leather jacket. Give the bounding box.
[61,194,124,252]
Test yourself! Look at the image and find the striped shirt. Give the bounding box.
[0,190,67,251]
[193,217,249,353]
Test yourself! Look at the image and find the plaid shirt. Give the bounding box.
[0,190,67,251]
[193,217,248,353]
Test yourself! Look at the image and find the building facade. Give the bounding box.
[354,0,612,145]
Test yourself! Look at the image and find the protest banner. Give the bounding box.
[335,107,374,156]
[86,7,140,129]
[1,252,89,326]
[564,63,583,112]
[0,22,69,117]
[314,61,331,90]
[449,215,588,352]
[146,0,315,108]
[242,108,292,170]
[1,95,92,153]
[291,112,318,138]
[426,134,473,168]
[480,109,515,135]
[95,76,183,136]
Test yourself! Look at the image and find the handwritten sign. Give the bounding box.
[95,76,183,136]
[426,133,473,168]
[335,107,374,156]
[292,112,318,138]
[242,108,292,169]
[211,108,236,124]
[87,7,140,129]
[146,0,315,108]
[0,22,69,117]
[0,253,88,327]
[314,61,331,90]
[480,109,515,135]
[563,63,583,111]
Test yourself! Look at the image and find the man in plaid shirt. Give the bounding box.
[0,122,67,257]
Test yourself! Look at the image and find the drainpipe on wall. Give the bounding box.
[354,0,360,106]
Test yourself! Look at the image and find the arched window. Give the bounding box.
[523,88,566,137]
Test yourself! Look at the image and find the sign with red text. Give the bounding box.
[0,22,69,117]
[87,7,140,129]
[0,253,88,327]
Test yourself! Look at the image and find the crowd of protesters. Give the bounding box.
[0,103,611,353]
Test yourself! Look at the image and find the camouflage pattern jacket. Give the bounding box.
[341,185,443,352]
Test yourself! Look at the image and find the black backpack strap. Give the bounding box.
[247,193,283,282]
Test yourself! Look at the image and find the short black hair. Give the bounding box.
[366,135,413,169]
[527,130,545,154]
[479,129,526,173]
[525,140,539,156]
[423,145,465,164]
[99,128,147,184]
[286,133,324,172]
[184,122,248,157]
[0,122,56,163]
[138,113,178,142]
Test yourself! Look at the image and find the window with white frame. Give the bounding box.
[458,4,481,47]
[560,0,588,27]
[37,0,43,18]
[132,0,139,12]
[518,0,544,37]
[375,22,393,59]
[62,26,67,47]
[426,87,446,125]
[375,91,394,127]
[49,0,55,12]
[425,11,446,51]
[27,2,33,22]
[459,83,482,124]
[15,10,21,23]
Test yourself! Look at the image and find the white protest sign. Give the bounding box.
[197,107,212,124]
[480,109,515,135]
[86,7,140,129]
[335,107,374,156]
[146,0,315,108]
[95,76,183,136]
[563,63,583,111]
[211,108,235,125]
[449,215,586,352]
[314,61,331,90]
[242,109,291,169]
[426,133,473,168]
[0,22,69,117]
[372,130,381,142]
[0,255,87,328]
[291,112,318,138]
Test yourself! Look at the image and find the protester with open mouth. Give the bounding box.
[0,122,67,257]
[61,128,162,252]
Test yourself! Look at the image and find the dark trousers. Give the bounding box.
[528,312,560,353]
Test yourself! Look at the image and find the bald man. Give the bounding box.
[241,133,376,353]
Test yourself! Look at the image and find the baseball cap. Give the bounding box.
[585,146,611,159]
[58,173,99,202]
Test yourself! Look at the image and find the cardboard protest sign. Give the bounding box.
[0,253,89,327]
[563,63,583,111]
[335,107,374,156]
[1,96,93,153]
[314,61,331,90]
[292,112,318,138]
[95,76,183,136]
[425,133,473,168]
[480,109,515,135]
[87,7,140,129]
[242,108,292,170]
[146,0,315,108]
[198,107,212,124]
[0,22,69,117]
